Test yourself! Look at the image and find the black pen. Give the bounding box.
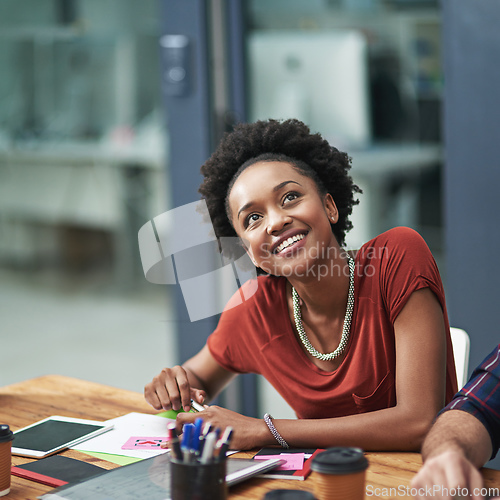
[217,426,233,461]
[167,423,182,460]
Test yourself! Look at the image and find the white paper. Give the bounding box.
[72,412,175,459]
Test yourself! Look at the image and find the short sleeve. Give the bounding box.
[378,227,445,324]
[207,275,288,375]
[207,280,259,374]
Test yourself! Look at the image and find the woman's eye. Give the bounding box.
[245,213,261,227]
[283,192,300,204]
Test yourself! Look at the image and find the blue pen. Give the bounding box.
[198,422,212,456]
[192,418,203,442]
[181,423,194,462]
[213,427,221,441]
[190,418,204,454]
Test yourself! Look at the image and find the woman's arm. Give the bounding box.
[178,287,448,450]
[276,287,446,450]
[144,344,237,413]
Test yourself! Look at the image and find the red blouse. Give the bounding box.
[207,227,458,419]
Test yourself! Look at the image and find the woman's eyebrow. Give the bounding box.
[273,180,301,192]
[237,180,301,220]
[237,202,253,220]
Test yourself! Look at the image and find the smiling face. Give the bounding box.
[227,161,340,278]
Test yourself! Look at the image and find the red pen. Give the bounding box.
[167,423,182,460]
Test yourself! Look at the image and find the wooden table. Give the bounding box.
[2,375,499,499]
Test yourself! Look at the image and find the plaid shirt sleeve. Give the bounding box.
[439,344,500,459]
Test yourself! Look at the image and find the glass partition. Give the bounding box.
[0,0,173,393]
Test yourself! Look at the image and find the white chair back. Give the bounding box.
[450,327,470,389]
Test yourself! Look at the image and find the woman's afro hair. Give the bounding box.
[199,119,361,247]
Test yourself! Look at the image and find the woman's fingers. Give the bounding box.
[144,366,192,411]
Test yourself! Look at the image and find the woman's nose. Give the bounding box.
[266,209,292,235]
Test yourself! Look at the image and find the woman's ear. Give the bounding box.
[323,193,339,223]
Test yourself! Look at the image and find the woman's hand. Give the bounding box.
[145,346,237,413]
[176,405,270,450]
[144,365,207,413]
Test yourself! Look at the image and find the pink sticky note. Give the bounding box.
[121,436,168,450]
[254,453,305,471]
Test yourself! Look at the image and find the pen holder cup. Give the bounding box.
[170,458,227,500]
[0,425,14,497]
[310,447,368,500]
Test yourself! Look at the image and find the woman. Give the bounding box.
[144,119,457,451]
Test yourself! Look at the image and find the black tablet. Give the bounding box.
[12,416,113,458]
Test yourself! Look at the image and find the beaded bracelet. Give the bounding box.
[263,413,290,449]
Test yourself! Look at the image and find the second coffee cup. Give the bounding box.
[310,447,368,500]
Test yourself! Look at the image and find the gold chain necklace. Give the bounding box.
[292,256,355,361]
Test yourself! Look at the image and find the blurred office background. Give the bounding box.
[1,0,499,467]
[0,0,174,393]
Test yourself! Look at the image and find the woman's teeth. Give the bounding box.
[275,233,305,254]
